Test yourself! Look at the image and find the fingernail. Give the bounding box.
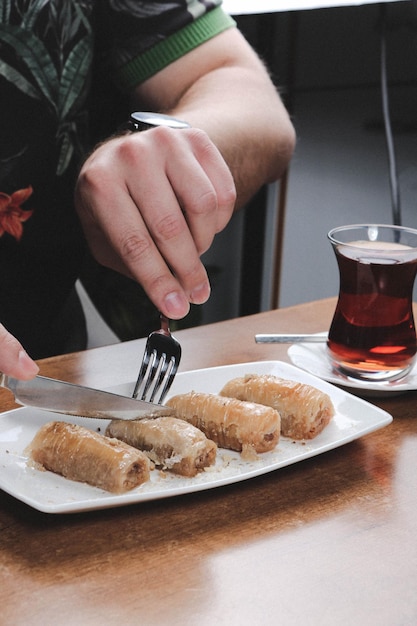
[18,349,39,377]
[164,292,189,318]
[190,282,210,304]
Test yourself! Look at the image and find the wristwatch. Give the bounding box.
[128,111,191,132]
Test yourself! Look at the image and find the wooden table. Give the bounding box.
[1,298,417,625]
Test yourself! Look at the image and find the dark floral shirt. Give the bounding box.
[0,0,233,357]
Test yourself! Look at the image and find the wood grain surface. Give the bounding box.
[1,298,416,625]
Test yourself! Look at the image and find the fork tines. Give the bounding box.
[132,332,181,405]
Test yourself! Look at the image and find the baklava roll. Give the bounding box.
[165,392,280,453]
[106,416,217,477]
[220,374,334,440]
[28,421,150,493]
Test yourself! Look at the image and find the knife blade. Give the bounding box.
[0,373,173,420]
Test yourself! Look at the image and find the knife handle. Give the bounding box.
[0,372,16,394]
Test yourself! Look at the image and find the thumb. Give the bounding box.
[0,324,39,380]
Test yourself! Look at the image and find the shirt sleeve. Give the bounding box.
[97,2,236,92]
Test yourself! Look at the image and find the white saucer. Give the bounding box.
[288,335,417,396]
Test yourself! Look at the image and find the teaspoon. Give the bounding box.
[255,333,328,344]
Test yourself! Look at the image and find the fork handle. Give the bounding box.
[160,314,170,334]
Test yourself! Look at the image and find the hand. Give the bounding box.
[0,324,39,379]
[74,126,236,320]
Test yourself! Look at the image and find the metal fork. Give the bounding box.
[132,314,182,404]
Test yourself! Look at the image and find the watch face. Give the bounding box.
[130,112,190,130]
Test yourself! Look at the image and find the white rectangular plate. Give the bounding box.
[0,361,392,514]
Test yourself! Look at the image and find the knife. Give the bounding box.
[0,373,173,420]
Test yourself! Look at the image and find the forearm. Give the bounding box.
[133,29,295,208]
[172,70,294,207]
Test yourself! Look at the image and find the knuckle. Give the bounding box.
[219,182,237,209]
[192,131,219,164]
[191,188,218,215]
[76,162,103,197]
[76,163,115,208]
[120,231,153,264]
[188,127,209,145]
[153,214,184,243]
[115,136,140,167]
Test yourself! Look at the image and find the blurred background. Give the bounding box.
[200,1,417,317]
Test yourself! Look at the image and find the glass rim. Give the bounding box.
[328,223,417,249]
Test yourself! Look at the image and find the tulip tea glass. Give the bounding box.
[327,224,417,381]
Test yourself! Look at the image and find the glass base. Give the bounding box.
[330,359,412,383]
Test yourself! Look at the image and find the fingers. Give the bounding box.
[0,324,39,380]
[163,128,236,253]
[75,127,236,320]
